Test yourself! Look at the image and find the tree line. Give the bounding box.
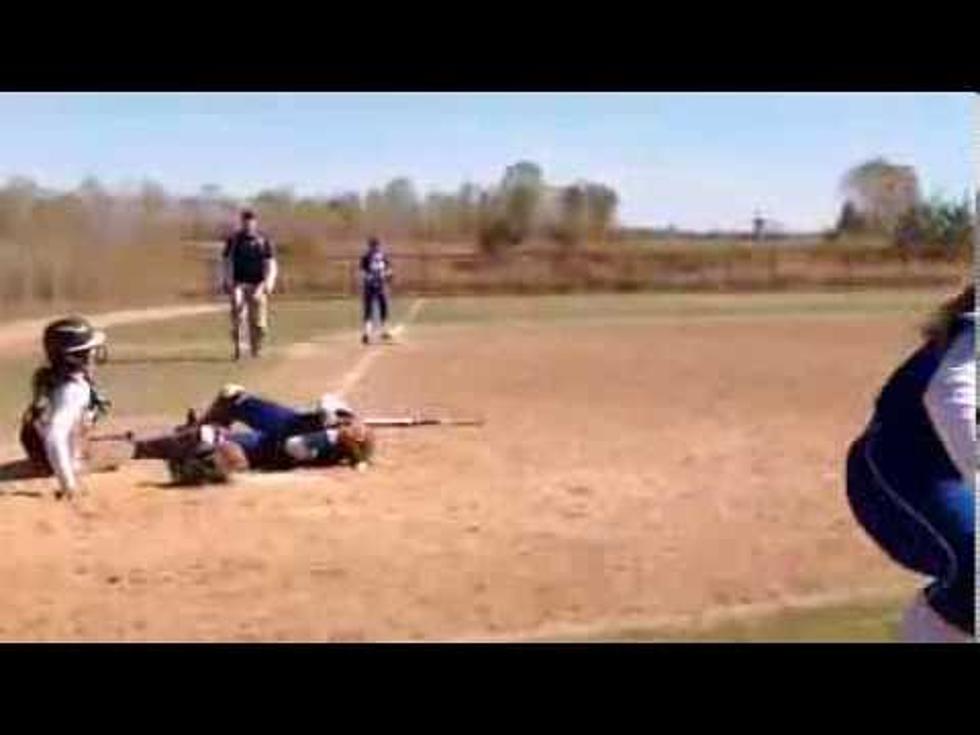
[831,157,974,252]
[0,161,619,257]
[0,156,971,264]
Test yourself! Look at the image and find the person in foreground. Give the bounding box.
[845,284,975,643]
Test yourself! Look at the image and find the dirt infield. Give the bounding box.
[0,297,927,640]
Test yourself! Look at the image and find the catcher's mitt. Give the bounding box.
[166,439,249,486]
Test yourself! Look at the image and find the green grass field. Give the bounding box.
[412,289,945,327]
[568,596,907,642]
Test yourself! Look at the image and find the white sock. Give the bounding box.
[899,592,974,643]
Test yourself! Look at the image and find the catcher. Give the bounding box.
[19,316,112,499]
[127,385,375,485]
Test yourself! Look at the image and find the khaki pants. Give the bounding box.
[230,283,269,356]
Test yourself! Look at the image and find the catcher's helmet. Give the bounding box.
[42,316,107,369]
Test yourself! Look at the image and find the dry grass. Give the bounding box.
[0,234,969,316]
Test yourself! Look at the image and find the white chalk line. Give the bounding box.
[335,299,425,399]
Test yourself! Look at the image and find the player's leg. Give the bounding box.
[913,478,974,638]
[19,419,54,475]
[247,284,269,357]
[846,434,944,577]
[379,288,392,341]
[201,385,305,438]
[230,285,245,361]
[847,433,975,640]
[226,429,277,469]
[362,287,374,344]
[900,590,974,643]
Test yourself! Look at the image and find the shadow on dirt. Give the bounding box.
[0,457,124,498]
[0,459,48,497]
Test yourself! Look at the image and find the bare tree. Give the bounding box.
[841,158,921,232]
[499,161,544,244]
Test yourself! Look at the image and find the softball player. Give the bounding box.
[845,284,975,642]
[360,237,393,345]
[19,316,111,500]
[130,385,374,484]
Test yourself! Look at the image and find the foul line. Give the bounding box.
[335,298,425,399]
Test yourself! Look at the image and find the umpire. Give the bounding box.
[222,209,278,360]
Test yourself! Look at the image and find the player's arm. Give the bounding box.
[221,237,235,293]
[924,327,976,483]
[262,238,278,294]
[43,379,91,495]
[283,429,340,463]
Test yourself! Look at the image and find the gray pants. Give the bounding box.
[230,283,269,355]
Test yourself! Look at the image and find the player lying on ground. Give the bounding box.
[845,283,975,643]
[18,317,112,500]
[128,386,375,485]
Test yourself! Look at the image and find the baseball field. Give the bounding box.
[0,289,946,641]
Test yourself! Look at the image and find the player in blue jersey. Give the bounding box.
[359,237,393,345]
[128,386,375,484]
[845,284,975,642]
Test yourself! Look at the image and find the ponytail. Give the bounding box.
[923,283,975,349]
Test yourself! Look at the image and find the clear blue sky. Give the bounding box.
[0,92,973,231]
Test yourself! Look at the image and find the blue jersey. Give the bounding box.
[360,249,390,291]
[870,312,975,482]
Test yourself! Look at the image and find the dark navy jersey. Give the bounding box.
[360,249,390,290]
[224,230,275,285]
[870,312,975,481]
[230,412,341,470]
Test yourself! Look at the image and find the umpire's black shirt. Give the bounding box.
[224,230,275,285]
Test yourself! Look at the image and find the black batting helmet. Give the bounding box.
[42,316,107,369]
